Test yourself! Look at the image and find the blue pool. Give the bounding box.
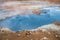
[0,7,60,31]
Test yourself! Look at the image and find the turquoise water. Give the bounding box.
[0,7,60,31]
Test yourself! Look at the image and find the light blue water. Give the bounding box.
[0,7,60,31]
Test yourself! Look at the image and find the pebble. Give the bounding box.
[6,39,9,40]
[40,37,48,40]
[17,34,20,37]
[56,35,60,38]
[42,29,47,32]
[31,39,33,40]
[48,32,51,34]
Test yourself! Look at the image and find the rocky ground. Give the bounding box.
[0,22,60,40]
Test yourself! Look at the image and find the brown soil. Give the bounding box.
[0,28,60,40]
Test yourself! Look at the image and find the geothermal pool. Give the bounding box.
[0,1,60,31]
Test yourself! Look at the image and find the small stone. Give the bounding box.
[56,35,58,37]
[43,37,48,39]
[40,37,48,40]
[31,39,33,40]
[6,39,9,40]
[42,29,47,32]
[26,31,32,35]
[48,32,51,34]
[1,30,4,32]
[56,35,60,38]
[17,34,20,37]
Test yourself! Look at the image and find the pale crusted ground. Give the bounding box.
[0,1,60,20]
[0,1,50,20]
